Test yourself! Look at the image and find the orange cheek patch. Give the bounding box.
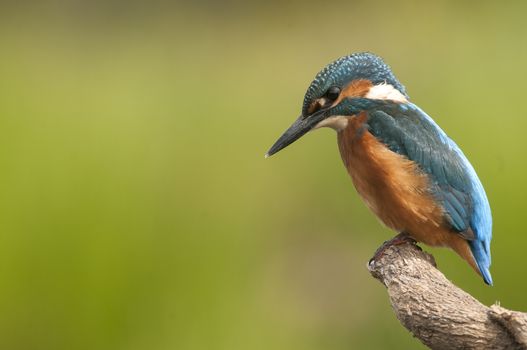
[308,79,372,114]
[307,99,323,115]
[334,79,373,105]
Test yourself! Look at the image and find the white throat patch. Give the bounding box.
[365,83,407,102]
[314,115,349,131]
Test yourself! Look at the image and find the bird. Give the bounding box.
[266,52,493,285]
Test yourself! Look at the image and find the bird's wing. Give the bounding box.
[366,104,477,238]
[361,101,492,284]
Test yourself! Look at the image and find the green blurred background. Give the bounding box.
[0,1,526,349]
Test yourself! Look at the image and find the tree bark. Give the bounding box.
[367,242,527,350]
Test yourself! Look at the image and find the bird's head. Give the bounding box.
[266,52,408,157]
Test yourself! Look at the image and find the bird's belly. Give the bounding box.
[337,114,449,247]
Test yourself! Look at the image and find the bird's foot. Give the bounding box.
[369,232,418,264]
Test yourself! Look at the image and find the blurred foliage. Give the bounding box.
[0,1,526,349]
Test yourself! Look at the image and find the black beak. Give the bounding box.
[265,109,327,158]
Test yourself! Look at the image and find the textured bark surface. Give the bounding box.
[368,242,527,350]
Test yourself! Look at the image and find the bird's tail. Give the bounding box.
[469,239,493,285]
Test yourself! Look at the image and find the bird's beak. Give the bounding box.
[265,109,327,158]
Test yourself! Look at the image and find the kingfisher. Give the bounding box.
[266,52,493,285]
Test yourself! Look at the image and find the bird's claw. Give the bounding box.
[369,232,417,264]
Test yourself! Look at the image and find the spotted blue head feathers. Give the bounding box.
[302,52,408,117]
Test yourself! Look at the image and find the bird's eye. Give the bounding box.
[326,86,341,101]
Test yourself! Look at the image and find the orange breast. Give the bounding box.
[337,113,480,275]
[339,115,453,241]
[338,113,439,234]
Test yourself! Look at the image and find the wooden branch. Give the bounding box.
[367,242,527,350]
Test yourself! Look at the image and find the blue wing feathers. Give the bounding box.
[365,102,493,284]
[367,108,473,232]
